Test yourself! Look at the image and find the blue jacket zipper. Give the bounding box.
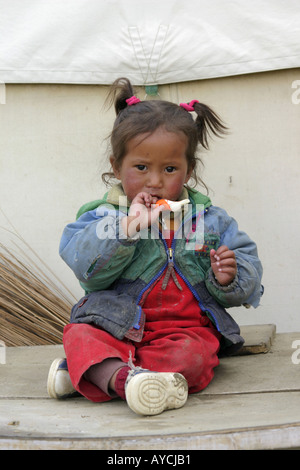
[168,236,220,331]
[135,209,220,332]
[136,255,168,306]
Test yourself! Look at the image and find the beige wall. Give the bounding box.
[0,68,299,332]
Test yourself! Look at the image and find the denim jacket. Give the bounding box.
[59,184,263,354]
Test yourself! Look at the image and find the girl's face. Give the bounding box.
[111,127,193,202]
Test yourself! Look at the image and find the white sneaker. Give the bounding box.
[47,358,79,399]
[125,368,188,416]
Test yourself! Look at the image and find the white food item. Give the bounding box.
[157,199,190,211]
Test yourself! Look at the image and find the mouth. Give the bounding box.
[149,194,162,204]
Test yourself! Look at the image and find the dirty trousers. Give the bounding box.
[63,322,221,403]
[63,233,221,402]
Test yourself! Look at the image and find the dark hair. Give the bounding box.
[102,77,227,191]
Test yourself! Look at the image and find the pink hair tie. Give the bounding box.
[126,96,141,106]
[180,100,199,112]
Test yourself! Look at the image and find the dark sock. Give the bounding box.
[114,366,131,400]
[84,358,127,397]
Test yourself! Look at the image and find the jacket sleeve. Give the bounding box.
[204,206,263,308]
[59,205,140,292]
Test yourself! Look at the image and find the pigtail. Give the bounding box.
[193,102,228,150]
[103,77,228,191]
[105,77,137,115]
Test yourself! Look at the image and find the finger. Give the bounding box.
[218,254,236,265]
[213,252,236,270]
[215,245,230,256]
[211,245,229,262]
[217,248,236,261]
[150,195,159,205]
[211,247,227,263]
[142,193,153,207]
[217,255,237,270]
[219,250,235,259]
[131,192,149,206]
[218,258,236,273]
[214,264,236,277]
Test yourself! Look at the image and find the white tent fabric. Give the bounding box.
[0,0,300,85]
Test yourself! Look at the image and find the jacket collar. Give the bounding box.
[76,184,211,220]
[106,183,210,208]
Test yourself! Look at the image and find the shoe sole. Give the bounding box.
[126,372,188,416]
[47,358,64,399]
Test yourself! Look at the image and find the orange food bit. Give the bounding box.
[155,199,171,209]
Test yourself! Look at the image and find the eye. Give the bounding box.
[165,166,176,173]
[136,164,147,171]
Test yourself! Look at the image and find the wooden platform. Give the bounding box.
[1,324,300,450]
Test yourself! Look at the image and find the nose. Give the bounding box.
[146,171,163,189]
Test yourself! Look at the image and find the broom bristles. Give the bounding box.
[0,240,76,347]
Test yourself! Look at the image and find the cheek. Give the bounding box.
[165,175,188,200]
[121,169,144,199]
[122,168,142,186]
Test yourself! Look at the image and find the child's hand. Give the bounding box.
[121,192,164,238]
[210,246,237,286]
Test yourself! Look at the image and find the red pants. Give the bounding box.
[64,234,221,402]
[63,322,221,402]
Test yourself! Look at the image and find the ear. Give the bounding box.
[110,155,121,180]
[184,164,195,184]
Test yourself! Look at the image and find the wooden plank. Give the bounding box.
[1,393,300,450]
[1,424,300,450]
[1,332,300,450]
[237,324,276,355]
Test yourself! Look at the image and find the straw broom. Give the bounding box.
[0,233,76,347]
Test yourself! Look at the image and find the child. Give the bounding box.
[47,78,263,416]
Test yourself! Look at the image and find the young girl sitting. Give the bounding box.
[47,78,263,416]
